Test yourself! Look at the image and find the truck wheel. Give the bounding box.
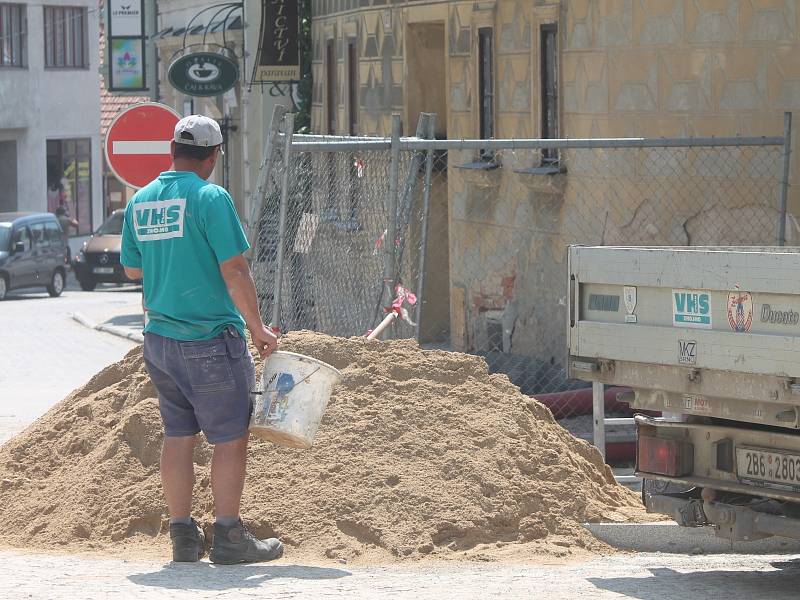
[0,275,6,300]
[79,278,97,292]
[47,270,65,297]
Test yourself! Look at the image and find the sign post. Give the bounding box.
[104,103,181,189]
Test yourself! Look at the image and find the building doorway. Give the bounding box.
[405,22,450,345]
[46,139,92,236]
[406,23,447,139]
[0,141,18,212]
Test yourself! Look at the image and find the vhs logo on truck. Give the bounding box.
[673,289,712,329]
[678,339,697,364]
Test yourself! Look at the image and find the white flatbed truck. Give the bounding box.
[568,245,800,542]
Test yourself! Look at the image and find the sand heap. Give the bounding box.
[0,332,644,562]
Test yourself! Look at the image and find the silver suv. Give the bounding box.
[0,212,70,300]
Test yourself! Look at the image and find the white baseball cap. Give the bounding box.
[174,115,223,147]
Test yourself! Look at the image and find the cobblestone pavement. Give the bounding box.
[0,550,798,599]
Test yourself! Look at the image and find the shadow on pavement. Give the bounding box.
[588,559,800,600]
[64,279,142,293]
[84,285,143,294]
[128,562,351,591]
[105,314,144,327]
[1,291,54,301]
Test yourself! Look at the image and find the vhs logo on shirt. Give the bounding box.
[134,199,186,241]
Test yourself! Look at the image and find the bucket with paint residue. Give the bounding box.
[249,351,341,448]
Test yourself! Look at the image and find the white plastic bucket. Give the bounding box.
[249,351,341,448]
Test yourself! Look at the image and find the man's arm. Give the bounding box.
[124,267,143,280]
[219,254,277,359]
[120,202,143,278]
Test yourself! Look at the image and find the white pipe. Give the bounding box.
[367,312,398,340]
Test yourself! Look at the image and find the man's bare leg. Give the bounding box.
[211,434,249,519]
[208,433,283,564]
[161,435,196,519]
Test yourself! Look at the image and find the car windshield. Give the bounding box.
[0,224,10,250]
[97,212,124,236]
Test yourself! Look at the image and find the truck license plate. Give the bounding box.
[736,447,800,488]
[93,267,114,274]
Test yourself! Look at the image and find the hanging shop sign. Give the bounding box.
[107,0,147,91]
[253,0,300,82]
[109,0,142,36]
[168,51,240,97]
[110,38,145,89]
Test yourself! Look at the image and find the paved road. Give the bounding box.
[0,550,798,599]
[0,280,140,443]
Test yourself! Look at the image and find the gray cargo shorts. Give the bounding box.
[142,327,255,444]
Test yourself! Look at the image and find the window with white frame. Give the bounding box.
[0,4,26,67]
[44,5,88,69]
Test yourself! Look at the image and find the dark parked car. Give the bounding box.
[0,212,70,300]
[73,209,140,291]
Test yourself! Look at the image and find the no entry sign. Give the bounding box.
[104,102,181,189]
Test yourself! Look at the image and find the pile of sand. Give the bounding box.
[0,332,645,562]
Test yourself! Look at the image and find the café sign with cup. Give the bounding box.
[168,51,239,97]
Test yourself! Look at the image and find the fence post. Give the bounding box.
[778,112,793,246]
[592,381,606,460]
[383,114,402,304]
[397,114,431,242]
[415,113,437,341]
[271,112,295,330]
[247,104,288,252]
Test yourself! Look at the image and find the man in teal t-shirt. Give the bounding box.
[121,114,282,565]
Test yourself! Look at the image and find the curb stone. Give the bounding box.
[71,312,144,344]
[584,521,800,554]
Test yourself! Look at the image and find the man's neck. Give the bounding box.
[171,160,206,179]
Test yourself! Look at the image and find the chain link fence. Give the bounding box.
[248,109,792,459]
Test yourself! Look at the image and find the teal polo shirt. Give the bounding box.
[120,171,249,340]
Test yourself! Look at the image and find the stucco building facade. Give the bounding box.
[0,0,102,244]
[311,0,800,152]
[150,0,295,224]
[309,0,800,376]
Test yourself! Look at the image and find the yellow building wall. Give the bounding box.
[311,0,800,372]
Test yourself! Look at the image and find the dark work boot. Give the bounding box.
[209,519,284,564]
[169,519,206,562]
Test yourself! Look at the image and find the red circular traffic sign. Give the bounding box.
[104,102,181,189]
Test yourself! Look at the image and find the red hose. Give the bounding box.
[535,386,633,419]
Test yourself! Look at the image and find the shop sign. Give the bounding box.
[254,0,300,82]
[110,38,145,90]
[109,0,143,36]
[107,0,147,91]
[168,52,239,97]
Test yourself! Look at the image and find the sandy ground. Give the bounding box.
[4,283,800,598]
